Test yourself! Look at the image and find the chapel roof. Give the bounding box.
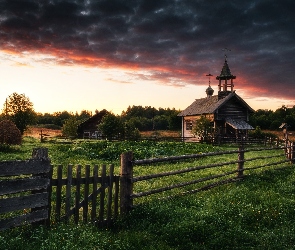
[178,92,254,116]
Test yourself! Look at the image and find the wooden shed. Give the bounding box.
[77,109,108,138]
[178,57,254,141]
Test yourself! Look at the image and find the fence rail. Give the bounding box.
[119,140,294,213]
[0,149,52,231]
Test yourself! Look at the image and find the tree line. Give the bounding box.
[249,105,295,130]
[1,92,294,139]
[0,93,182,138]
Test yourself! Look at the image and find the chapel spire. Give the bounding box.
[216,49,236,99]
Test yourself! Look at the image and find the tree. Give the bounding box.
[192,116,213,142]
[76,110,92,122]
[62,117,80,138]
[124,121,141,140]
[98,113,124,140]
[53,111,72,127]
[2,92,36,134]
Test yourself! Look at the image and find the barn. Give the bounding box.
[77,109,108,138]
[178,56,254,141]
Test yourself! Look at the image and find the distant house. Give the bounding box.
[178,56,254,141]
[77,109,108,138]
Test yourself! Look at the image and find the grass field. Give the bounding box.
[0,137,295,249]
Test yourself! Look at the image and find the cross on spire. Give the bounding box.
[206,73,213,86]
[222,48,231,60]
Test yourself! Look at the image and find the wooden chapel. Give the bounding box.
[178,55,254,141]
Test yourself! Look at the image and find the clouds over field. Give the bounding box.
[1,0,295,101]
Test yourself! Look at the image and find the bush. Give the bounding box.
[249,126,278,139]
[62,117,80,138]
[0,120,22,145]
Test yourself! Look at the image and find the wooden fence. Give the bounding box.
[0,148,52,231]
[0,148,119,230]
[51,164,119,227]
[119,140,294,213]
[1,139,294,230]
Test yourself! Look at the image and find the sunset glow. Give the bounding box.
[0,1,294,114]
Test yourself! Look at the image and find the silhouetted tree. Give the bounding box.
[2,92,36,134]
[98,113,124,140]
[62,117,80,138]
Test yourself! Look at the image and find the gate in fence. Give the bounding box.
[51,164,119,227]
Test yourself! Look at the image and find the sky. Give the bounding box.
[0,0,295,115]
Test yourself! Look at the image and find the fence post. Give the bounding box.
[120,151,133,214]
[289,141,294,164]
[292,142,295,164]
[284,139,288,158]
[237,144,244,179]
[287,140,291,162]
[32,147,50,161]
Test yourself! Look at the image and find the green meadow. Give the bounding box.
[1,137,295,249]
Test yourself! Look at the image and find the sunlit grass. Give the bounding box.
[1,138,294,249]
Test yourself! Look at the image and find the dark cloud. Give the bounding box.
[1,0,295,102]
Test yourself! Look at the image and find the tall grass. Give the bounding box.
[0,138,294,249]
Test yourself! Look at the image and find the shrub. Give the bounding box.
[62,117,80,138]
[0,120,22,145]
[249,126,278,139]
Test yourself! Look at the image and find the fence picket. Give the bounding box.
[107,164,114,226]
[83,165,90,223]
[91,165,98,222]
[75,165,82,224]
[55,165,62,222]
[99,165,106,226]
[114,176,119,219]
[65,165,73,223]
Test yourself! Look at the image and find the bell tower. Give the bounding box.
[216,49,236,100]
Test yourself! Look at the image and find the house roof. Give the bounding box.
[77,109,108,134]
[178,92,254,117]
